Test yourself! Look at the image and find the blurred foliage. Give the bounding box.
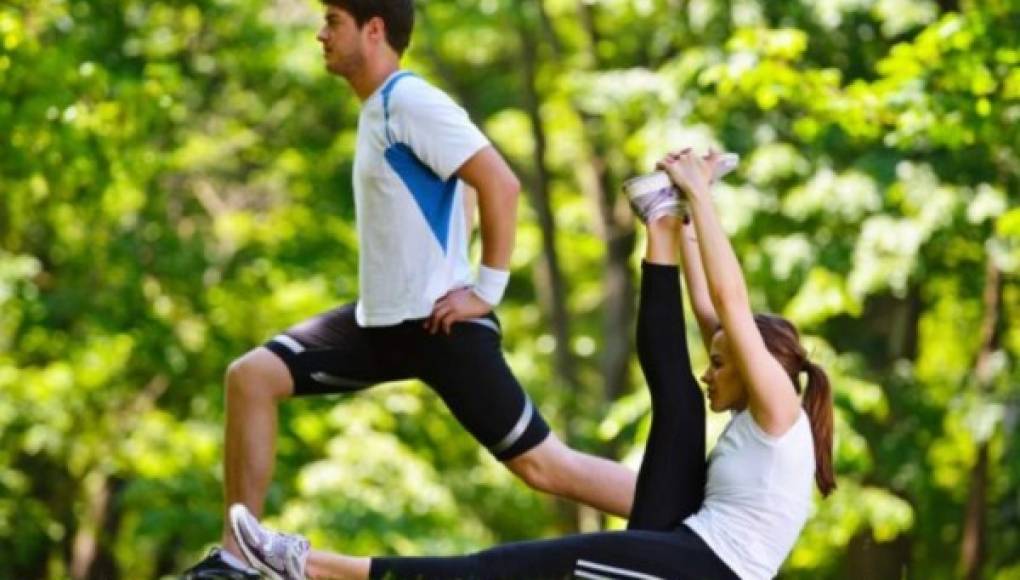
[1,0,1018,578]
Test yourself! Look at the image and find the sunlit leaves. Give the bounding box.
[783,168,882,221]
[786,267,861,325]
[745,142,811,184]
[791,480,914,568]
[484,108,536,163]
[2,0,1019,577]
[849,216,925,298]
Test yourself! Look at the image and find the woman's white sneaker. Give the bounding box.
[623,153,738,223]
[229,504,309,580]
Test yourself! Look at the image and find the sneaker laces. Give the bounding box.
[261,524,307,575]
[624,152,739,223]
[236,507,309,579]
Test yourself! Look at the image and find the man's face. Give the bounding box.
[316,6,366,78]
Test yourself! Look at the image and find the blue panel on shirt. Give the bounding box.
[384,142,458,253]
[380,71,458,254]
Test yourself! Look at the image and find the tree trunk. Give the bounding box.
[584,137,636,404]
[572,112,636,532]
[846,531,912,580]
[568,0,638,532]
[576,0,637,406]
[936,0,960,13]
[961,443,989,580]
[515,0,597,533]
[960,254,1003,580]
[516,6,582,407]
[70,376,167,579]
[71,474,124,580]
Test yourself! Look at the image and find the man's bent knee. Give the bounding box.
[504,435,575,496]
[225,347,294,402]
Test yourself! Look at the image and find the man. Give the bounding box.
[183,1,636,577]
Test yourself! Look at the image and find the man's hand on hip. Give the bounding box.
[425,287,492,335]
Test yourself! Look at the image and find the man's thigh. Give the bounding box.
[418,315,551,461]
[264,303,415,397]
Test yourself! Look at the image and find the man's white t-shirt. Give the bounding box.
[352,71,490,327]
[684,409,816,580]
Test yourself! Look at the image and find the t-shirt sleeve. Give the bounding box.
[388,78,490,181]
[744,413,783,447]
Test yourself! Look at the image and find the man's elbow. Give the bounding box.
[502,172,521,201]
[488,172,520,211]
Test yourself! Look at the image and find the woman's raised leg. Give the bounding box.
[628,216,708,531]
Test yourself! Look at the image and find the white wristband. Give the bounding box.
[471,265,510,307]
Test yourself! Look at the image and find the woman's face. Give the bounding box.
[701,330,749,413]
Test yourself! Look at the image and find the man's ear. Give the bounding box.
[365,15,386,44]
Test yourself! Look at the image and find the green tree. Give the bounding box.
[2,0,1018,577]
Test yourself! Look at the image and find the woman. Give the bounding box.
[227,149,836,580]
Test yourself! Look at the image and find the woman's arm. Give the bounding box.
[662,151,801,435]
[678,217,719,356]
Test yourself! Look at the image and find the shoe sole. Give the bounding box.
[713,153,739,181]
[229,504,286,580]
[622,152,741,221]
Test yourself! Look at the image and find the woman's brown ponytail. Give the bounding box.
[754,314,837,497]
[802,360,836,496]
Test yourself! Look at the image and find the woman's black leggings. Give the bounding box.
[369,263,737,579]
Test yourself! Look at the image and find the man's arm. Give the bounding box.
[463,184,478,234]
[425,146,520,334]
[459,146,520,270]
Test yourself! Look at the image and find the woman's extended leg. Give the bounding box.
[231,503,738,580]
[367,529,736,580]
[628,216,708,531]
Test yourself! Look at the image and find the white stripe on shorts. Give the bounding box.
[489,397,533,456]
[310,372,372,389]
[466,317,500,335]
[271,334,305,354]
[575,559,665,580]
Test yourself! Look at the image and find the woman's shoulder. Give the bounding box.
[737,408,811,447]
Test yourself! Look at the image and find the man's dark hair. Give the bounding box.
[323,0,414,55]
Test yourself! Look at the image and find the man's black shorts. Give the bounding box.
[264,303,550,461]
